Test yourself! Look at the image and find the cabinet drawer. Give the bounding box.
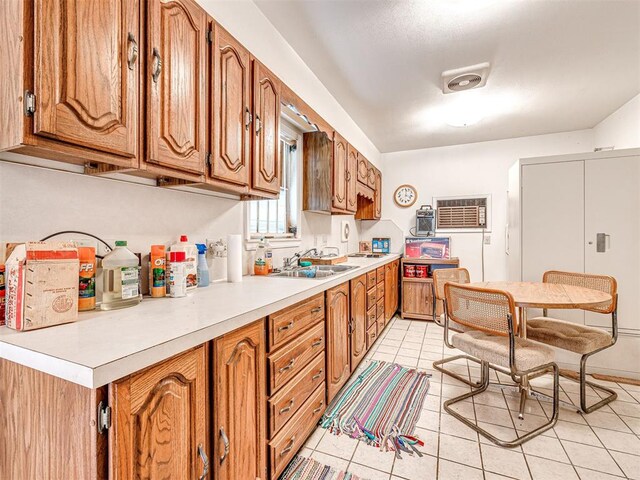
[367,287,377,310]
[377,266,385,284]
[377,314,385,335]
[269,383,326,479]
[376,283,384,302]
[268,293,325,352]
[268,322,325,394]
[366,270,377,290]
[367,306,377,330]
[268,352,325,437]
[366,324,378,350]
[377,298,385,319]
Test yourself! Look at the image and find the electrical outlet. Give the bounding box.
[484,235,491,245]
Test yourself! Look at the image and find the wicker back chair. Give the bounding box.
[527,270,618,413]
[442,283,559,447]
[432,268,471,301]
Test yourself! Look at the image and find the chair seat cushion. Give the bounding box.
[452,330,554,372]
[526,317,612,355]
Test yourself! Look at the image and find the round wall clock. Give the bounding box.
[393,184,418,207]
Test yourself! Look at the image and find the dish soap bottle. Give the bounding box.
[171,235,198,292]
[196,244,210,287]
[265,238,273,273]
[100,241,141,310]
[254,238,268,276]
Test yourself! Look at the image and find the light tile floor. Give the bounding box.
[296,317,640,480]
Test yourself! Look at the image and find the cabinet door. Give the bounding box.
[357,153,369,185]
[402,281,432,317]
[350,274,367,370]
[584,155,640,332]
[110,346,209,480]
[34,0,139,158]
[393,261,400,315]
[252,61,281,194]
[374,168,382,219]
[333,132,348,210]
[384,263,394,321]
[211,26,251,187]
[214,320,267,480]
[346,145,358,213]
[147,0,207,174]
[367,165,376,188]
[326,283,351,402]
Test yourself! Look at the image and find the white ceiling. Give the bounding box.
[255,0,640,153]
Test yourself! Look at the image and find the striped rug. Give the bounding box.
[320,361,430,457]
[279,455,365,480]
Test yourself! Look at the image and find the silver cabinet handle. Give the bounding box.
[312,401,324,414]
[198,443,209,480]
[280,436,296,456]
[311,338,323,348]
[279,358,295,373]
[312,369,323,381]
[279,399,294,414]
[245,107,252,130]
[255,115,262,136]
[151,47,162,83]
[219,427,229,465]
[311,307,322,314]
[127,33,138,71]
[278,320,294,332]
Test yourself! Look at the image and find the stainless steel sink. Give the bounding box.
[270,264,358,279]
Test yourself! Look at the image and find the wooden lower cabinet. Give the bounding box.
[213,319,267,480]
[384,261,400,322]
[350,274,368,371]
[326,282,351,402]
[110,345,209,480]
[401,280,433,318]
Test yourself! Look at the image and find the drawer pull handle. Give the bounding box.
[279,399,295,414]
[312,369,323,381]
[280,436,296,456]
[311,307,322,314]
[311,338,323,348]
[219,427,229,465]
[278,321,294,332]
[313,401,324,414]
[279,358,296,373]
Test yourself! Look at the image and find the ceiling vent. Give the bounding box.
[442,62,490,94]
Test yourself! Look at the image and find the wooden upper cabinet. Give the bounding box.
[33,0,139,159]
[146,0,206,174]
[357,153,369,185]
[367,164,376,188]
[214,320,267,480]
[110,346,209,480]
[350,274,367,371]
[333,132,348,211]
[326,282,351,402]
[374,167,382,219]
[346,145,358,213]
[252,60,281,195]
[210,25,251,188]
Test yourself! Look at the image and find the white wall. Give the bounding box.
[381,130,594,282]
[593,93,640,150]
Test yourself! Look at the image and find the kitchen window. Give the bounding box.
[247,121,301,243]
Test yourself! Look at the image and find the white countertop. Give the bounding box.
[0,254,399,389]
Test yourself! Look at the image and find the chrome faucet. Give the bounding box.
[283,248,319,270]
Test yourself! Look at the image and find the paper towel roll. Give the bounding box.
[227,234,242,283]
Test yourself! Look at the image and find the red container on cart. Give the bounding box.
[404,264,416,278]
[415,265,428,278]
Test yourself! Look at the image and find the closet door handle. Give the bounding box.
[219,427,229,465]
[127,33,138,70]
[197,444,209,479]
[245,107,253,130]
[151,47,162,83]
[255,115,262,136]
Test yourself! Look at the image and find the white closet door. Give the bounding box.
[522,161,584,324]
[585,155,640,332]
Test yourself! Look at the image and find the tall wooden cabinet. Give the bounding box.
[147,0,207,175]
[332,132,348,211]
[350,274,368,371]
[252,61,281,195]
[213,319,267,480]
[209,25,252,191]
[110,346,209,480]
[326,282,351,402]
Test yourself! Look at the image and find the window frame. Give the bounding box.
[244,118,303,249]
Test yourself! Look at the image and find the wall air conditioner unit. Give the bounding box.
[435,196,489,230]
